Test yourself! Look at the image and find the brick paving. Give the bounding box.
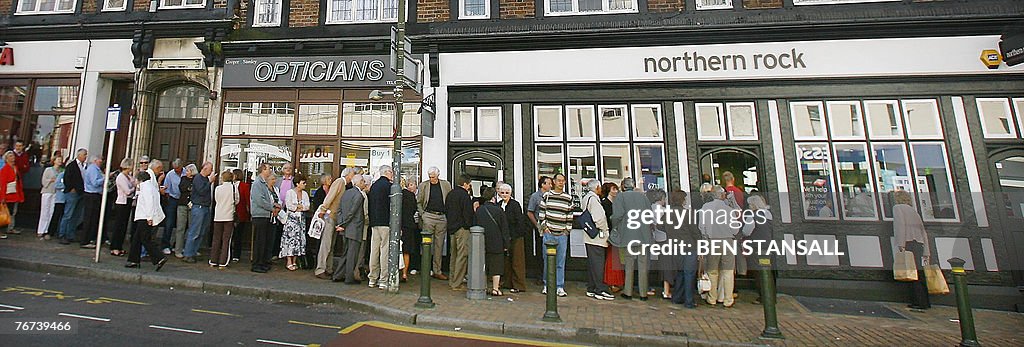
[1,232,1022,346]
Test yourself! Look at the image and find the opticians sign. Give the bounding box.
[223,55,398,88]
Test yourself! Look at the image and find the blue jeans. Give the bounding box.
[183,205,211,257]
[542,233,568,289]
[673,253,699,308]
[58,191,82,241]
[161,197,177,249]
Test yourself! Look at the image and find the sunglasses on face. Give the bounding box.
[139,162,149,164]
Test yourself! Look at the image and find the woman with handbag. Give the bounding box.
[581,180,614,301]
[475,187,510,296]
[893,190,931,310]
[127,171,168,271]
[211,171,239,268]
[600,182,624,293]
[0,151,25,236]
[108,159,136,257]
[279,174,309,271]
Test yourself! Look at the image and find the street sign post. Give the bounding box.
[95,104,121,263]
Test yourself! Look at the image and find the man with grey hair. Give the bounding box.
[183,162,215,263]
[250,163,277,273]
[366,165,394,289]
[160,158,185,254]
[610,177,652,300]
[416,166,452,280]
[333,174,367,283]
[313,167,359,279]
[78,155,106,249]
[582,179,614,300]
[57,149,88,244]
[698,185,739,308]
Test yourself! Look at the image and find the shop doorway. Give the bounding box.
[699,147,762,201]
[452,150,503,198]
[990,149,1024,287]
[296,142,337,195]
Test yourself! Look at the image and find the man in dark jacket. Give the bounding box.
[366,165,394,289]
[333,175,367,284]
[401,178,419,280]
[183,162,215,263]
[57,149,87,244]
[445,174,474,290]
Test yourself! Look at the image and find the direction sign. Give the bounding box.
[105,104,121,131]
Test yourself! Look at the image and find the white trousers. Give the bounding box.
[37,193,56,235]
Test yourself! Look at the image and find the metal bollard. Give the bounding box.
[542,239,561,322]
[948,257,980,347]
[467,226,486,300]
[758,257,784,339]
[415,230,435,308]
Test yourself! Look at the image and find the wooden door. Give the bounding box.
[150,122,206,165]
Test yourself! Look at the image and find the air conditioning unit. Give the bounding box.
[147,57,205,70]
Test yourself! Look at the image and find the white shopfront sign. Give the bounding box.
[0,39,134,73]
[439,36,1022,86]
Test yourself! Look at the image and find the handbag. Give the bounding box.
[0,203,9,228]
[925,264,950,295]
[276,209,288,225]
[308,211,327,240]
[697,256,712,293]
[578,195,600,239]
[893,249,919,282]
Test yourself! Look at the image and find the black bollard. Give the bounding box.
[948,257,979,347]
[542,239,561,322]
[758,257,784,339]
[415,230,435,308]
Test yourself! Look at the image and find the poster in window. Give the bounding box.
[798,144,837,219]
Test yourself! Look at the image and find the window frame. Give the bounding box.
[832,142,879,221]
[726,102,759,141]
[863,100,904,140]
[909,142,960,223]
[543,0,638,16]
[325,0,399,24]
[796,142,840,221]
[597,105,629,141]
[826,100,865,140]
[695,102,726,141]
[15,0,76,15]
[790,101,828,141]
[159,0,207,10]
[296,103,340,136]
[252,0,284,27]
[976,97,1018,139]
[535,143,566,184]
[565,105,597,141]
[449,107,476,142]
[630,104,663,141]
[102,0,128,11]
[476,106,503,142]
[870,141,913,221]
[901,99,944,140]
[1014,98,1024,138]
[458,0,490,19]
[534,105,565,141]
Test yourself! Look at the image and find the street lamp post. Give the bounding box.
[384,0,408,294]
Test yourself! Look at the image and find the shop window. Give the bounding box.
[342,102,420,138]
[157,85,209,120]
[450,107,475,142]
[545,0,636,16]
[598,105,627,140]
[477,107,502,141]
[910,143,957,221]
[160,0,205,8]
[534,106,563,140]
[1015,98,1024,137]
[566,106,595,141]
[223,102,295,136]
[635,144,666,191]
[326,0,398,23]
[864,100,903,139]
[340,140,421,180]
[450,106,498,142]
[833,143,876,220]
[631,105,662,140]
[976,98,1016,139]
[219,139,293,177]
[567,145,598,205]
[790,101,827,140]
[600,144,630,183]
[103,0,126,11]
[253,0,283,26]
[297,104,339,136]
[872,142,911,220]
[536,144,564,178]
[696,103,725,141]
[0,86,28,113]
[16,0,75,14]
[796,143,838,220]
[33,86,78,113]
[727,102,757,140]
[459,0,489,19]
[827,101,864,140]
[902,99,942,139]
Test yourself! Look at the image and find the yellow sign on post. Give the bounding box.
[980,49,1002,69]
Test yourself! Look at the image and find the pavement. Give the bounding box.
[2,231,1023,346]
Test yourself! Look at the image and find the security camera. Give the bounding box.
[369,90,385,101]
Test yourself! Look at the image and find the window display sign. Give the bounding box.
[798,144,837,219]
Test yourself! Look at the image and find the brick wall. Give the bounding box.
[214,0,227,8]
[289,0,319,27]
[647,0,683,13]
[743,0,782,9]
[417,0,450,23]
[81,0,97,13]
[1,0,12,15]
[499,0,534,19]
[134,0,150,12]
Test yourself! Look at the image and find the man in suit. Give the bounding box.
[366,165,394,289]
[333,174,367,284]
[57,149,88,245]
[416,167,452,280]
[610,177,653,301]
[313,167,358,279]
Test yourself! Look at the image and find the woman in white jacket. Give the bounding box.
[127,171,168,271]
[582,179,614,301]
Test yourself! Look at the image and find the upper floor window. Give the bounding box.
[327,0,398,24]
[253,0,283,27]
[16,0,75,14]
[103,0,127,11]
[459,0,489,19]
[157,85,210,120]
[161,0,206,9]
[545,0,636,16]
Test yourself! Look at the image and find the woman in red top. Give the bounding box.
[0,151,26,236]
[232,169,252,261]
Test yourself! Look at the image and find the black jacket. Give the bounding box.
[445,186,474,232]
[401,189,418,231]
[501,199,528,239]
[475,202,510,254]
[63,159,85,193]
[178,176,193,206]
[368,177,392,227]
[191,174,212,207]
[310,186,328,214]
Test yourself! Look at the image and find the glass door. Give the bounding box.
[993,153,1024,286]
[297,142,337,195]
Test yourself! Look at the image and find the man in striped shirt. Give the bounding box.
[537,173,573,297]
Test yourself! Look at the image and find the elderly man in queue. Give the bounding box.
[416,167,452,280]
